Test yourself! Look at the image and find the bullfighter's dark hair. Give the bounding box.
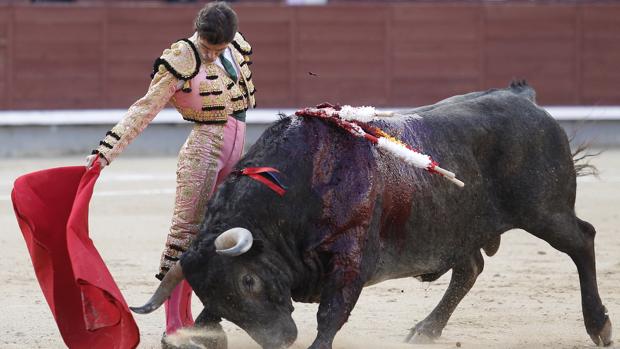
[194,1,238,45]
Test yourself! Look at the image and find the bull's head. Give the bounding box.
[131,228,297,349]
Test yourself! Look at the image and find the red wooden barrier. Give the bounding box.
[0,2,619,111]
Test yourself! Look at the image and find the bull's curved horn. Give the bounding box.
[130,261,184,314]
[215,228,253,256]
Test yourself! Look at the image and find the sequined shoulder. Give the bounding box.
[232,32,252,56]
[152,39,201,80]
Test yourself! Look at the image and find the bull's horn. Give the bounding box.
[130,261,184,314]
[215,228,253,256]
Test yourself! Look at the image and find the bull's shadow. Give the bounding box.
[133,81,613,349]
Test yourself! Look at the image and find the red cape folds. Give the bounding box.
[11,164,139,349]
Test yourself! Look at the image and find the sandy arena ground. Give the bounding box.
[1,152,618,349]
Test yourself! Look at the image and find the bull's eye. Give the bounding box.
[242,274,255,292]
[238,273,263,296]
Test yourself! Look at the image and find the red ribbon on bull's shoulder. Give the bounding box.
[239,167,287,196]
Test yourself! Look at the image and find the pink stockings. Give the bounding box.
[165,280,195,333]
[162,116,245,334]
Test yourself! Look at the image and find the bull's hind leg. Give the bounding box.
[406,250,484,343]
[527,213,612,346]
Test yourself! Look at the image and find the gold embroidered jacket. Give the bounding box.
[155,32,256,123]
[92,32,256,164]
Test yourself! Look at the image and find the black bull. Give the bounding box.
[133,82,613,349]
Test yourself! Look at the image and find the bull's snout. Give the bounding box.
[252,320,298,349]
[280,323,298,348]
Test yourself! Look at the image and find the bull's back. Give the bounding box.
[366,87,575,282]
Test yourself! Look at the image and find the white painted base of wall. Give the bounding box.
[0,107,618,157]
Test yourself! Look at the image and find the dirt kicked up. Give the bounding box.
[1,153,618,349]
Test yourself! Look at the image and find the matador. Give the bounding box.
[87,1,255,337]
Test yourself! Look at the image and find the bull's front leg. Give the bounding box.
[188,309,228,349]
[309,234,366,349]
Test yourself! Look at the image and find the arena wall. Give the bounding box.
[0,2,619,110]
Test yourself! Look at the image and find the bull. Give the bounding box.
[132,81,613,349]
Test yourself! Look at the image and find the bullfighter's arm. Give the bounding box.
[91,69,179,164]
[310,229,367,349]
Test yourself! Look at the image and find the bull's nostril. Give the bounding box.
[284,337,296,347]
[283,326,298,347]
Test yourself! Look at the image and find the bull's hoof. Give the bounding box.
[405,320,442,344]
[589,316,613,347]
[189,331,228,349]
[161,328,228,349]
[406,332,434,344]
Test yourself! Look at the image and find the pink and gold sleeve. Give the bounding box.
[92,70,179,164]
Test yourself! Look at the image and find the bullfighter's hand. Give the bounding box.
[85,154,108,169]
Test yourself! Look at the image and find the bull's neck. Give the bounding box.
[291,249,325,303]
[265,231,305,284]
[256,225,321,303]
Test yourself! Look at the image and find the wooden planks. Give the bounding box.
[104,6,197,108]
[294,5,389,106]
[390,4,482,105]
[235,5,295,107]
[581,4,620,105]
[483,4,578,105]
[10,6,105,109]
[0,5,9,109]
[1,2,619,110]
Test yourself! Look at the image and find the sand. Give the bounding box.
[1,152,618,349]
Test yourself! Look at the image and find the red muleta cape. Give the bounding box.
[11,164,139,349]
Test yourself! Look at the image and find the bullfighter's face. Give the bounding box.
[197,37,229,63]
[186,249,298,349]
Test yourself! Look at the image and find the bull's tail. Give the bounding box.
[509,79,536,103]
[572,141,600,177]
